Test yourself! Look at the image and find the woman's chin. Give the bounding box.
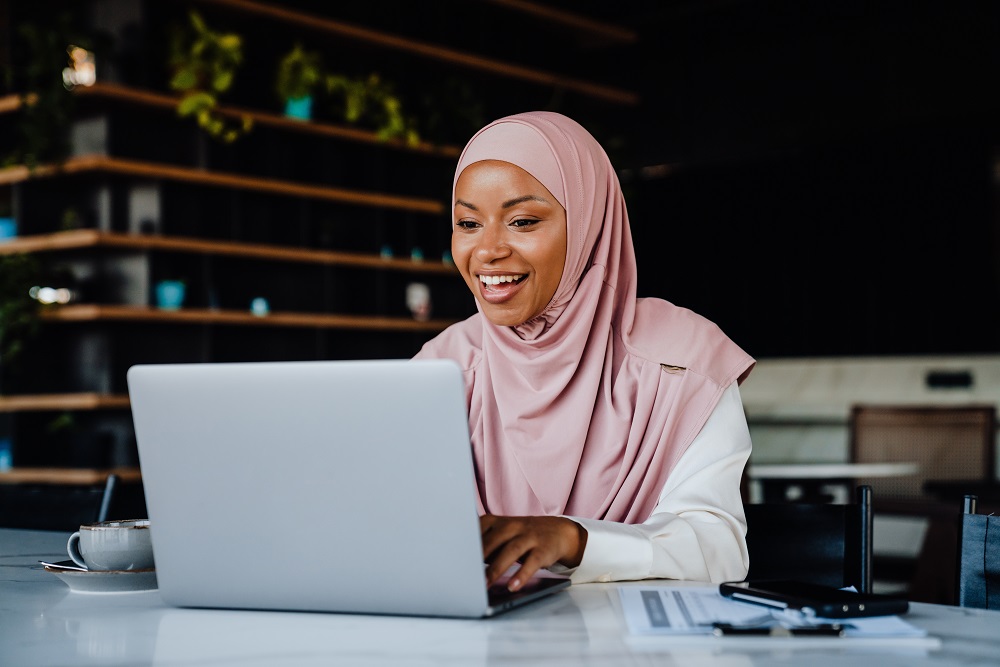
[478,302,534,328]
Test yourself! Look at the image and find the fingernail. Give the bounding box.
[508,578,521,592]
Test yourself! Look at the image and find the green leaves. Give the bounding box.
[325,72,420,146]
[169,66,198,92]
[176,91,214,117]
[275,43,323,102]
[168,11,251,143]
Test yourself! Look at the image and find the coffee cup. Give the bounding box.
[66,519,155,571]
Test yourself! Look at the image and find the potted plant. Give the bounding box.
[168,10,251,143]
[275,43,322,121]
[325,72,420,146]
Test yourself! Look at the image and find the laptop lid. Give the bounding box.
[127,359,568,618]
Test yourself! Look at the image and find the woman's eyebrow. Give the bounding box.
[502,194,549,208]
[454,194,550,211]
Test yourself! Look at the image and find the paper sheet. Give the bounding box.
[618,586,929,639]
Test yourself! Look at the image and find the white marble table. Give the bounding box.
[2,527,999,666]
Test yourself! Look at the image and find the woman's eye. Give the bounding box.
[455,220,480,230]
[510,219,538,228]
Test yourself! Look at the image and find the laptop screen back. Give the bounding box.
[129,359,498,617]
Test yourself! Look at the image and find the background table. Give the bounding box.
[2,527,999,666]
[748,462,920,503]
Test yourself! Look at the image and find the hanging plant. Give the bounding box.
[325,72,420,146]
[168,10,251,143]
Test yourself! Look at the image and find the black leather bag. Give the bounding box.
[958,512,1000,609]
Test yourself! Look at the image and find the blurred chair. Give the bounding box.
[849,404,996,602]
[0,473,118,531]
[744,484,873,593]
[849,404,995,503]
[957,494,1000,609]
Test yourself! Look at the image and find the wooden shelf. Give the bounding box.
[0,229,459,275]
[40,304,457,332]
[481,0,638,44]
[0,393,131,413]
[0,92,28,114]
[0,84,463,158]
[89,84,463,158]
[0,155,445,215]
[0,466,141,485]
[192,0,639,105]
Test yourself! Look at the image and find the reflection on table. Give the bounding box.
[3,527,1000,666]
[747,462,920,503]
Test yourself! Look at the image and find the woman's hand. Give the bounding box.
[480,514,588,591]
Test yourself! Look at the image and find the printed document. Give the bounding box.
[619,586,930,639]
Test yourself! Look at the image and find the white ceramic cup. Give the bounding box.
[66,519,155,571]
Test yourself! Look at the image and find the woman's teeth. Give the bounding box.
[479,274,524,286]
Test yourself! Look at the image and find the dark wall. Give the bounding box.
[614,0,1000,359]
[630,128,1000,358]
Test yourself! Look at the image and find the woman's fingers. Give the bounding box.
[505,549,549,592]
[480,515,528,586]
[479,515,586,591]
[480,514,522,560]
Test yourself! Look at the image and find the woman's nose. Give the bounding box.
[475,224,511,261]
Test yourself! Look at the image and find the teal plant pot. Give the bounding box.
[155,280,186,310]
[284,96,313,121]
[0,437,11,471]
[0,217,17,241]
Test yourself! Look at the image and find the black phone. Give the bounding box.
[718,580,909,618]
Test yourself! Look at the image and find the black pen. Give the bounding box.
[713,623,844,637]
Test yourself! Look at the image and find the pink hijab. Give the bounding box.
[415,111,754,523]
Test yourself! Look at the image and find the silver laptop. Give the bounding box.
[127,359,569,618]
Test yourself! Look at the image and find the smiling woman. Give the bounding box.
[452,159,567,327]
[414,111,756,593]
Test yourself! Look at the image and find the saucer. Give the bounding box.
[42,560,158,594]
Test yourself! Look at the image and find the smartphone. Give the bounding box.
[718,580,909,618]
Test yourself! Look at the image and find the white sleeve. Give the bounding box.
[560,382,751,584]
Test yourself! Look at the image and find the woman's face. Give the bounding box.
[452,160,567,327]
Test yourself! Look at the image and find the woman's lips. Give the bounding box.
[477,274,527,304]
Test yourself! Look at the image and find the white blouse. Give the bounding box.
[561,382,751,584]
